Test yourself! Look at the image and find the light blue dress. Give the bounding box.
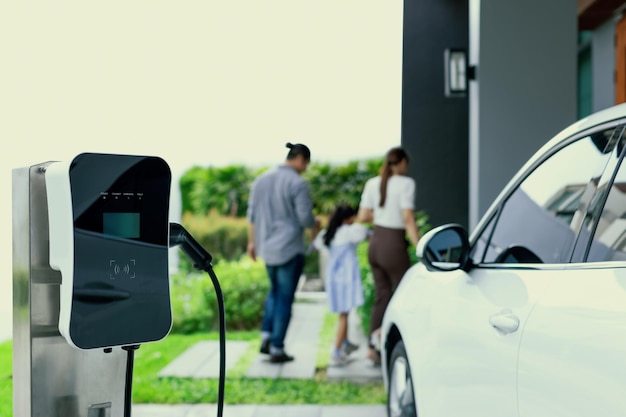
[314,224,368,313]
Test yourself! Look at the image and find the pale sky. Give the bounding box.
[0,1,403,339]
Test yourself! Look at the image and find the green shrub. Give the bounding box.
[205,258,270,330]
[356,242,374,337]
[304,159,382,215]
[170,273,215,333]
[179,165,255,217]
[179,158,383,219]
[170,258,269,334]
[178,211,249,271]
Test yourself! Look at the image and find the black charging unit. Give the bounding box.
[45,153,225,417]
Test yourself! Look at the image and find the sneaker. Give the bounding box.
[370,332,381,351]
[260,339,270,355]
[341,340,359,356]
[331,350,349,366]
[269,352,294,363]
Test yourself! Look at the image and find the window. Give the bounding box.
[472,127,622,265]
[585,140,626,262]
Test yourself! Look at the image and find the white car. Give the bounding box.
[381,102,626,417]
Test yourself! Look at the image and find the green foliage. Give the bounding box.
[356,242,375,337]
[304,158,382,215]
[316,312,338,369]
[179,159,382,218]
[179,166,209,214]
[170,273,215,334]
[170,258,269,334]
[179,211,249,269]
[206,258,270,330]
[0,341,10,417]
[179,165,256,217]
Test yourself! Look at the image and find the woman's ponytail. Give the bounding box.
[379,147,408,207]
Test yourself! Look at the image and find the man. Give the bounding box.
[246,142,319,363]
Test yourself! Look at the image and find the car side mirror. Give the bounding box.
[417,223,470,271]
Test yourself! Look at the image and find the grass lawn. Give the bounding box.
[0,342,11,417]
[0,314,385,416]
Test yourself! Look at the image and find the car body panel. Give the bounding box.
[518,264,626,416]
[383,263,550,416]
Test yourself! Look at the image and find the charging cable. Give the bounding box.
[169,222,226,417]
[122,344,140,417]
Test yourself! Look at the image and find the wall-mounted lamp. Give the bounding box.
[444,48,475,97]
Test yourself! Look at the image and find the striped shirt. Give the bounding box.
[247,165,316,265]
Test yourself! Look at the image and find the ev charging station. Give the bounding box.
[12,153,225,417]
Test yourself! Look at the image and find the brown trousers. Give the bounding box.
[368,226,411,340]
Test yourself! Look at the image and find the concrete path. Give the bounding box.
[245,300,326,379]
[159,341,250,378]
[158,289,382,383]
[158,300,329,380]
[326,308,382,384]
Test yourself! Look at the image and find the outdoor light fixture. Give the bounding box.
[444,48,471,97]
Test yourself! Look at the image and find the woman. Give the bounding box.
[357,147,420,365]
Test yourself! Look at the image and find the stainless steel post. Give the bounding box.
[13,163,128,417]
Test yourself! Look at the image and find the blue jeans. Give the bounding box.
[262,254,305,350]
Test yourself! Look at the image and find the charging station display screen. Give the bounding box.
[103,212,140,238]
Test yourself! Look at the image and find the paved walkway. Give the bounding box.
[134,282,384,416]
[158,283,381,383]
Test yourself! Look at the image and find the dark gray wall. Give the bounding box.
[470,0,577,228]
[592,19,615,113]
[401,0,469,229]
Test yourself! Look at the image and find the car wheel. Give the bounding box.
[387,341,417,417]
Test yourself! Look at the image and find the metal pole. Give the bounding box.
[13,163,128,417]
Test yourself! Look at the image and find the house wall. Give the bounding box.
[592,19,617,112]
[401,0,470,229]
[468,0,578,228]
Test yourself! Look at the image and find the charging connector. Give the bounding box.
[169,222,225,417]
[169,223,213,269]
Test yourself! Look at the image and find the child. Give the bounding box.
[313,204,369,366]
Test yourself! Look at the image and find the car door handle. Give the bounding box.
[489,313,520,335]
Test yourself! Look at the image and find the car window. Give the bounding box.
[470,209,497,263]
[584,137,626,262]
[475,126,622,265]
